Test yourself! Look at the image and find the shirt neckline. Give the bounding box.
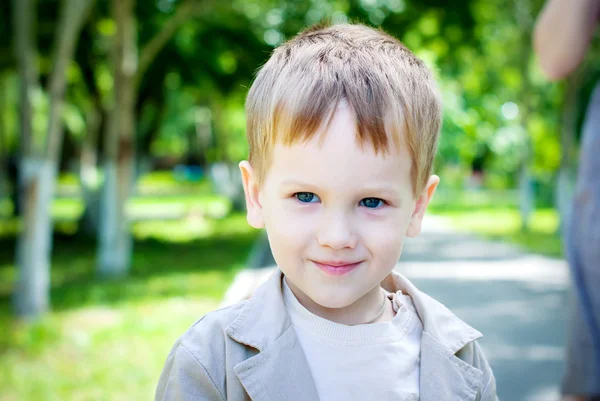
[282,276,416,342]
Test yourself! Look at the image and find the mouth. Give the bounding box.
[311,260,363,276]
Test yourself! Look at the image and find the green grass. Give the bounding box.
[428,205,563,258]
[56,171,214,197]
[50,194,231,221]
[0,298,217,401]
[137,171,213,192]
[0,212,260,401]
[0,197,12,217]
[0,194,232,238]
[431,188,519,209]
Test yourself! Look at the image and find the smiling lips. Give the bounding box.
[312,260,362,276]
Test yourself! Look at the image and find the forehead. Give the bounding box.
[267,103,412,191]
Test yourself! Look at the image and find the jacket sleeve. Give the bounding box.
[155,343,226,401]
[456,341,499,401]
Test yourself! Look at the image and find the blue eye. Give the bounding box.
[360,198,384,209]
[295,192,320,203]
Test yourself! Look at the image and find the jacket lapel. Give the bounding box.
[419,332,484,401]
[233,327,319,401]
[226,269,319,401]
[382,271,486,400]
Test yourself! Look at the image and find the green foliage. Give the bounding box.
[2,0,596,197]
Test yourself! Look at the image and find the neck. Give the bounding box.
[285,279,393,325]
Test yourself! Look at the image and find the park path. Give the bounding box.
[221,216,571,401]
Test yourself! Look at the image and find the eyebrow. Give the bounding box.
[279,180,322,192]
[279,179,401,198]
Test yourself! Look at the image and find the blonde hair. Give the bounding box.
[245,22,442,197]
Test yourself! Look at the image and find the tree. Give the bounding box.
[12,0,95,318]
[97,0,216,277]
[0,73,8,203]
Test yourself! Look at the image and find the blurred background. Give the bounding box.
[0,0,598,400]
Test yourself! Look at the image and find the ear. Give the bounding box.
[406,175,440,238]
[239,161,265,229]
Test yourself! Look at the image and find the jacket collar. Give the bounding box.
[380,270,483,353]
[225,268,292,351]
[226,269,319,400]
[226,267,485,401]
[380,272,485,400]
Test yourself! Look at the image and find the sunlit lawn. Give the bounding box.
[428,203,563,258]
[0,172,225,222]
[49,194,231,222]
[0,211,260,401]
[56,171,213,194]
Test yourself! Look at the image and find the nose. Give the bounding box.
[317,209,357,250]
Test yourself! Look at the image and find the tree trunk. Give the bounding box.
[0,73,6,201]
[13,0,94,319]
[12,0,39,219]
[97,0,137,278]
[14,159,55,317]
[97,150,134,277]
[97,0,204,277]
[13,0,37,159]
[77,105,102,237]
[12,0,43,318]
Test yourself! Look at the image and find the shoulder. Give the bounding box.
[160,300,251,382]
[174,300,249,357]
[155,301,251,401]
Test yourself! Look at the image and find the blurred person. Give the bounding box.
[155,22,499,400]
[534,1,600,400]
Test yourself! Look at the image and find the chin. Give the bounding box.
[309,290,357,310]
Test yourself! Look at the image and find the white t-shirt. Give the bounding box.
[282,278,423,401]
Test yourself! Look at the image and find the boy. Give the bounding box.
[155,22,498,401]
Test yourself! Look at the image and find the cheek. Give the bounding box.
[360,212,410,257]
[263,200,314,245]
[264,203,317,270]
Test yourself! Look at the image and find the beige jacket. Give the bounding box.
[155,268,499,401]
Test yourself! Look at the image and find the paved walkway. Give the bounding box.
[222,216,570,401]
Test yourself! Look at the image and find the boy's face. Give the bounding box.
[240,102,438,310]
